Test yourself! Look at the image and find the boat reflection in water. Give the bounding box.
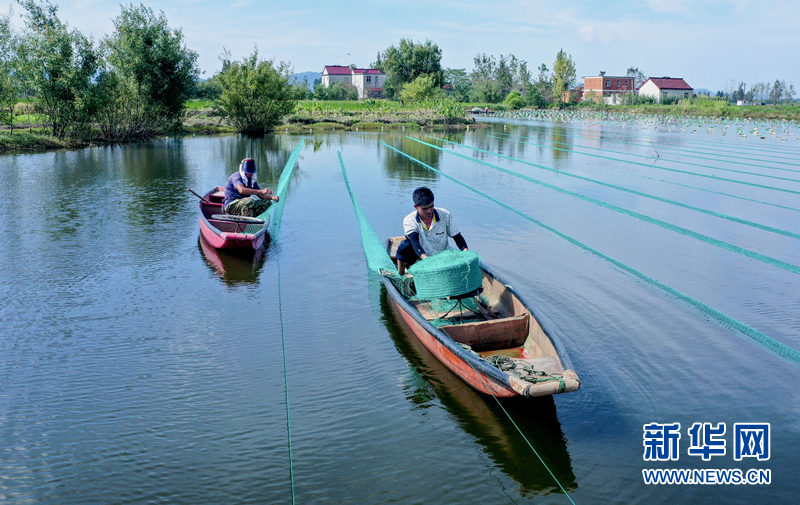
[198,235,267,286]
[378,284,578,497]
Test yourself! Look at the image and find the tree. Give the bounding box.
[195,76,223,100]
[103,4,199,131]
[216,49,300,134]
[769,79,784,104]
[552,49,576,107]
[785,83,796,105]
[443,68,471,102]
[503,90,525,109]
[733,81,747,102]
[469,78,503,103]
[469,53,531,104]
[374,38,442,99]
[626,66,647,90]
[0,11,21,132]
[398,74,443,103]
[327,81,358,100]
[528,63,551,107]
[16,0,100,138]
[312,80,357,100]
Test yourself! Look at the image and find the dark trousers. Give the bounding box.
[395,238,420,266]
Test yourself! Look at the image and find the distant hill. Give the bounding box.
[291,71,321,90]
[695,88,713,96]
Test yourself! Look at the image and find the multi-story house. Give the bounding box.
[582,72,636,105]
[320,65,385,99]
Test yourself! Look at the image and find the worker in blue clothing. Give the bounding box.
[223,158,279,217]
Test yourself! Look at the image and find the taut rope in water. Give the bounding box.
[269,140,304,504]
[381,141,800,367]
[409,136,800,276]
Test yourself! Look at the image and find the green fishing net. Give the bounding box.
[409,249,482,300]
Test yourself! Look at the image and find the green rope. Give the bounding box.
[498,128,800,172]
[340,150,577,504]
[265,140,304,505]
[338,152,400,277]
[643,177,800,213]
[265,140,305,241]
[485,355,566,393]
[382,141,800,366]
[277,257,296,505]
[488,134,800,196]
[413,137,800,276]
[492,132,800,186]
[424,136,800,241]
[524,121,800,158]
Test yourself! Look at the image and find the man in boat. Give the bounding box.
[223,158,279,217]
[396,187,469,275]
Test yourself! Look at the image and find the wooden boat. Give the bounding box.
[384,237,580,398]
[379,287,577,492]
[197,186,270,251]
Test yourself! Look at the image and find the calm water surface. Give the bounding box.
[2,120,799,504]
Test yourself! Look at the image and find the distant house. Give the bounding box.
[562,83,584,103]
[638,77,694,103]
[321,65,353,87]
[321,65,385,99]
[581,72,635,105]
[351,68,384,99]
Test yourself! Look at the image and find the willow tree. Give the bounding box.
[16,0,100,138]
[0,11,20,132]
[216,49,300,134]
[552,49,576,107]
[399,74,443,103]
[101,4,199,136]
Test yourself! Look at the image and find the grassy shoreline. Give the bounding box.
[3,100,798,154]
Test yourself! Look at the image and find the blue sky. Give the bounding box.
[5,0,799,94]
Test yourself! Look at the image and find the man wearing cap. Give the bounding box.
[223,158,279,217]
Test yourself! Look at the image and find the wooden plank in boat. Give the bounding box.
[211,214,265,225]
[442,313,529,352]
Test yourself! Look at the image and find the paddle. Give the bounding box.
[187,187,211,204]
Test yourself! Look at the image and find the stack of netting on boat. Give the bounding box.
[404,249,489,328]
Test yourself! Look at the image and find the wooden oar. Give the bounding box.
[187,187,211,204]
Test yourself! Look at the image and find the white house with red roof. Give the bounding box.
[638,77,694,103]
[321,65,385,99]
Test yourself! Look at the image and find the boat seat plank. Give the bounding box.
[409,299,479,320]
[207,219,259,233]
[442,313,529,352]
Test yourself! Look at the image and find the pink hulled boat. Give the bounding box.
[197,186,270,251]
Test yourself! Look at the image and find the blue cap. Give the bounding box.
[240,159,256,174]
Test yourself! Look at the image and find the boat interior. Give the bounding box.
[201,187,264,234]
[386,237,564,373]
